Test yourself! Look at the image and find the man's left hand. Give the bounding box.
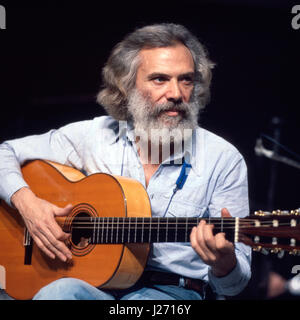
[190,208,237,277]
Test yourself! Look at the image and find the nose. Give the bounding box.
[165,80,182,103]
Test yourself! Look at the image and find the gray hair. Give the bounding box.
[97,23,215,120]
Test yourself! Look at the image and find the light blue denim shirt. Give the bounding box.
[0,116,251,296]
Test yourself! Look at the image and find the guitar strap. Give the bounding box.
[163,159,192,217]
[119,129,192,216]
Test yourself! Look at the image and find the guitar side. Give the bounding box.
[0,160,151,299]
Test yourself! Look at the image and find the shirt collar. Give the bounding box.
[109,119,200,173]
[108,120,135,145]
[160,129,196,166]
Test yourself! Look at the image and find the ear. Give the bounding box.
[221,208,232,218]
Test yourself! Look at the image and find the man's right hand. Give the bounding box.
[11,187,73,262]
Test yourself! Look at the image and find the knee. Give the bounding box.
[33,278,87,300]
[33,278,115,300]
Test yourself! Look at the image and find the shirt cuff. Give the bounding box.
[208,256,251,296]
[0,172,29,207]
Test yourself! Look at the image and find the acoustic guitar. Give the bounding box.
[0,160,299,299]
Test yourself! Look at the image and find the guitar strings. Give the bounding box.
[66,217,298,223]
[66,219,261,225]
[66,220,295,226]
[67,222,295,229]
[61,216,298,231]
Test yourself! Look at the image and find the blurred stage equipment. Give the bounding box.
[255,117,300,298]
[286,273,300,296]
[255,116,300,171]
[255,137,300,170]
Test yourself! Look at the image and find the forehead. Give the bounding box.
[137,44,195,75]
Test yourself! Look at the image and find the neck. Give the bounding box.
[136,138,185,166]
[69,216,237,245]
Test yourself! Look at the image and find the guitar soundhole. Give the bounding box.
[65,203,97,256]
[71,212,92,249]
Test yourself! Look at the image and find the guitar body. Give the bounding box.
[0,160,151,299]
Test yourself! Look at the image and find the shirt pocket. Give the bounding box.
[166,200,207,218]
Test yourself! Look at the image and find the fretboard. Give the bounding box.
[69,217,237,244]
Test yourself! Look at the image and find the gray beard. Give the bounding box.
[127,89,199,149]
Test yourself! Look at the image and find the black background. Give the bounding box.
[0,0,300,299]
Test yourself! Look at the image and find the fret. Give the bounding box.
[92,217,95,244]
[141,217,144,243]
[166,218,168,242]
[128,217,131,243]
[94,217,97,244]
[105,217,109,243]
[134,217,137,243]
[185,216,188,242]
[221,217,224,233]
[149,218,152,243]
[116,217,119,243]
[157,217,160,243]
[101,217,104,244]
[96,217,100,244]
[111,217,114,244]
[175,217,178,242]
[122,217,125,244]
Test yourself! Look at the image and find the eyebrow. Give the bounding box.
[178,72,195,81]
[147,72,195,80]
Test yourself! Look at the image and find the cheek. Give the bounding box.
[182,87,194,102]
[140,87,165,104]
[151,87,171,104]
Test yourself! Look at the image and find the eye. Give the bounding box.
[152,76,168,84]
[181,77,194,86]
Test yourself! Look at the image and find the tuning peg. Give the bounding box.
[270,248,285,258]
[289,249,300,256]
[253,245,270,255]
[254,210,272,216]
[277,250,285,259]
[253,245,262,252]
[261,248,270,255]
[271,210,282,215]
[254,210,264,216]
[290,209,300,216]
[271,248,280,254]
[255,209,300,216]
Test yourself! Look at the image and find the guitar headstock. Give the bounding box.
[238,209,300,257]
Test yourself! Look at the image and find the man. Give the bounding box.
[0,23,251,300]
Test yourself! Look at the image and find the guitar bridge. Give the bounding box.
[23,228,33,265]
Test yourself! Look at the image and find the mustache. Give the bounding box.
[149,101,191,118]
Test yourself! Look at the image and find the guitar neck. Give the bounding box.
[69,216,238,244]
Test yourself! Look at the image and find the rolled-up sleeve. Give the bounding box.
[207,151,252,296]
[0,120,91,206]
